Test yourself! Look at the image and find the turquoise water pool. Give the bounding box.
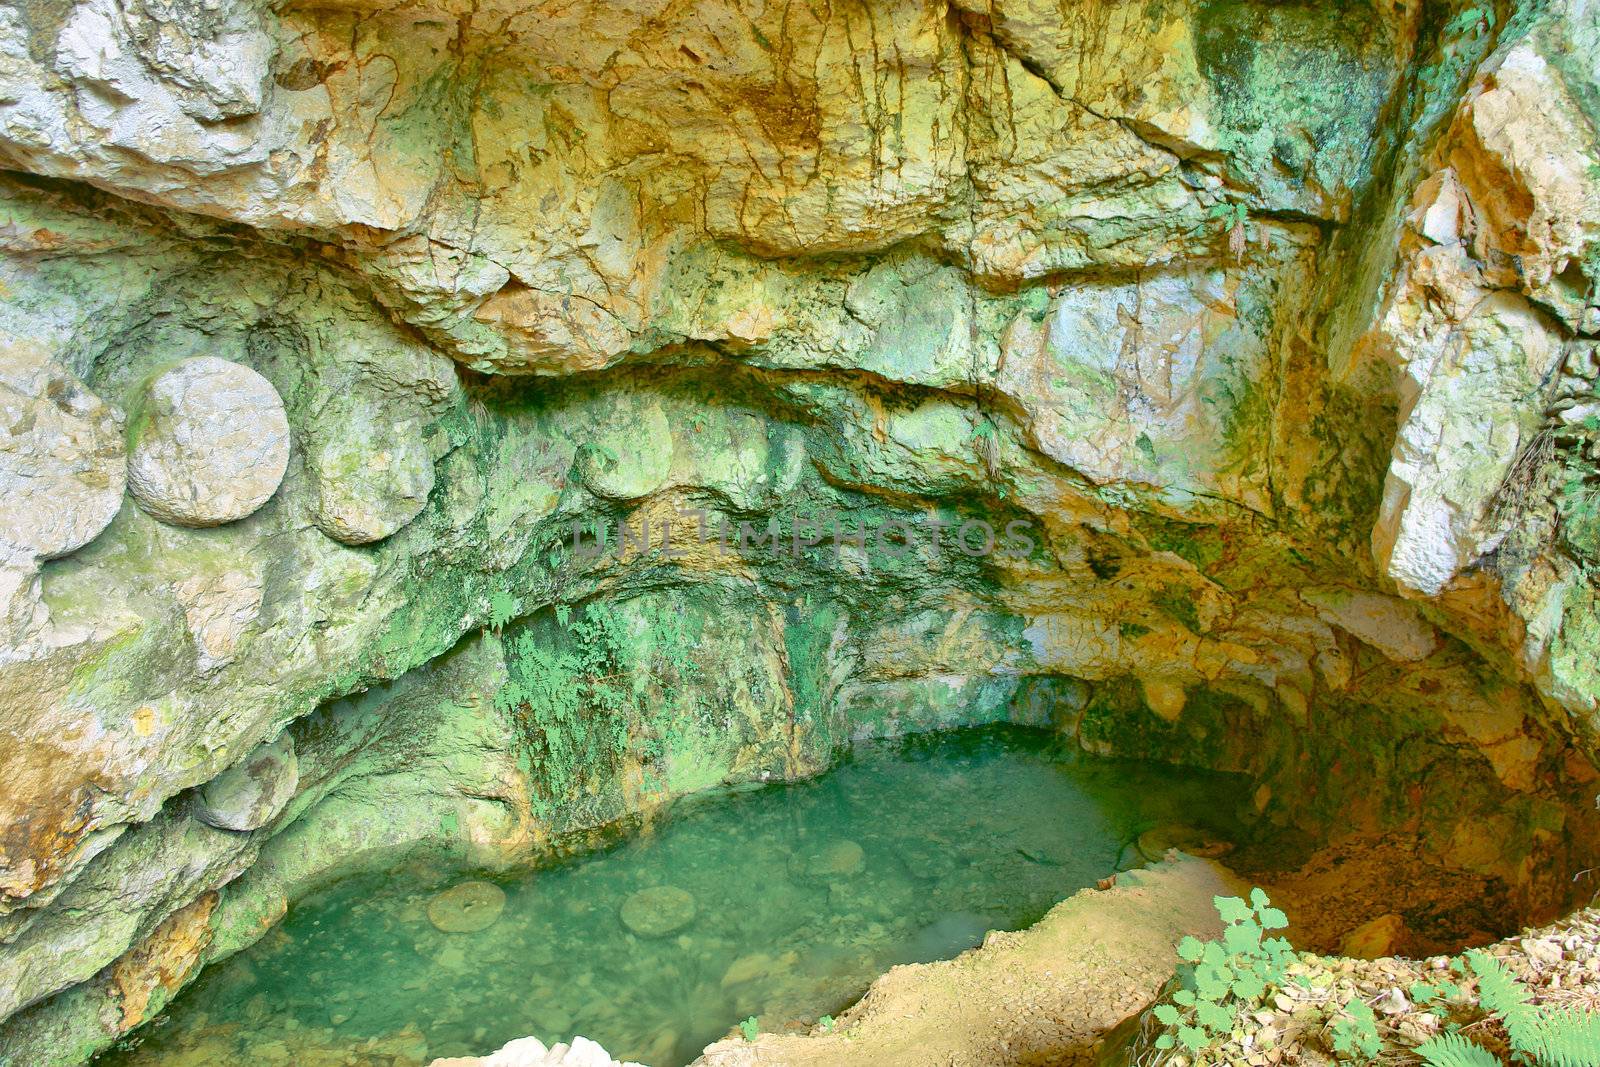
[103,726,1250,1067]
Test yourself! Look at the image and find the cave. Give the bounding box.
[2,0,1600,1064]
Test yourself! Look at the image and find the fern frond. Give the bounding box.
[1524,1005,1600,1067]
[1468,951,1540,1048]
[1414,1033,1502,1067]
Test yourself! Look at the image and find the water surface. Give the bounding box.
[105,726,1249,1067]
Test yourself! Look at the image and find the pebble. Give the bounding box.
[1374,987,1410,1015]
[1522,938,1563,967]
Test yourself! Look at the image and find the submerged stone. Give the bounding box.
[618,886,697,939]
[788,840,866,883]
[427,881,507,934]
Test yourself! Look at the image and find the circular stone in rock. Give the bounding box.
[619,886,697,938]
[575,397,672,502]
[305,401,435,545]
[788,839,865,882]
[0,338,125,560]
[127,357,289,527]
[427,880,507,933]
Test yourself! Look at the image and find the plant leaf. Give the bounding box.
[1215,895,1253,924]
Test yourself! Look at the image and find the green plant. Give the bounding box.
[487,589,518,632]
[1557,443,1600,562]
[493,595,703,815]
[818,1015,835,1033]
[1151,889,1295,1054]
[1330,997,1381,1061]
[1206,202,1251,260]
[970,418,1000,475]
[1416,1033,1501,1067]
[585,443,619,470]
[1412,951,1600,1067]
[1443,5,1495,40]
[740,1016,759,1041]
[1410,976,1464,1018]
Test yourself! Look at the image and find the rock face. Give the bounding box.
[127,357,290,527]
[0,0,1598,1063]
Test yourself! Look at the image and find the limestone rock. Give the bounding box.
[618,886,697,938]
[1447,41,1600,297]
[305,405,435,545]
[1374,293,1564,596]
[426,881,508,934]
[1339,913,1407,959]
[788,840,866,882]
[4,0,1600,1062]
[127,357,290,528]
[1300,587,1440,663]
[0,336,125,563]
[192,734,298,833]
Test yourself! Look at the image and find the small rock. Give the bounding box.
[1136,824,1232,862]
[619,886,697,938]
[1398,1014,1441,1043]
[427,880,507,934]
[1339,913,1407,960]
[1374,987,1410,1015]
[1521,938,1563,968]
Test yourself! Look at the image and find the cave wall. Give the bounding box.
[2,0,1600,1062]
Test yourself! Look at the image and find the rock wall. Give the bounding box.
[1,0,1599,1062]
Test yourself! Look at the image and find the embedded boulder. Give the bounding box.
[127,357,289,528]
[192,734,298,833]
[0,336,125,563]
[305,403,435,545]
